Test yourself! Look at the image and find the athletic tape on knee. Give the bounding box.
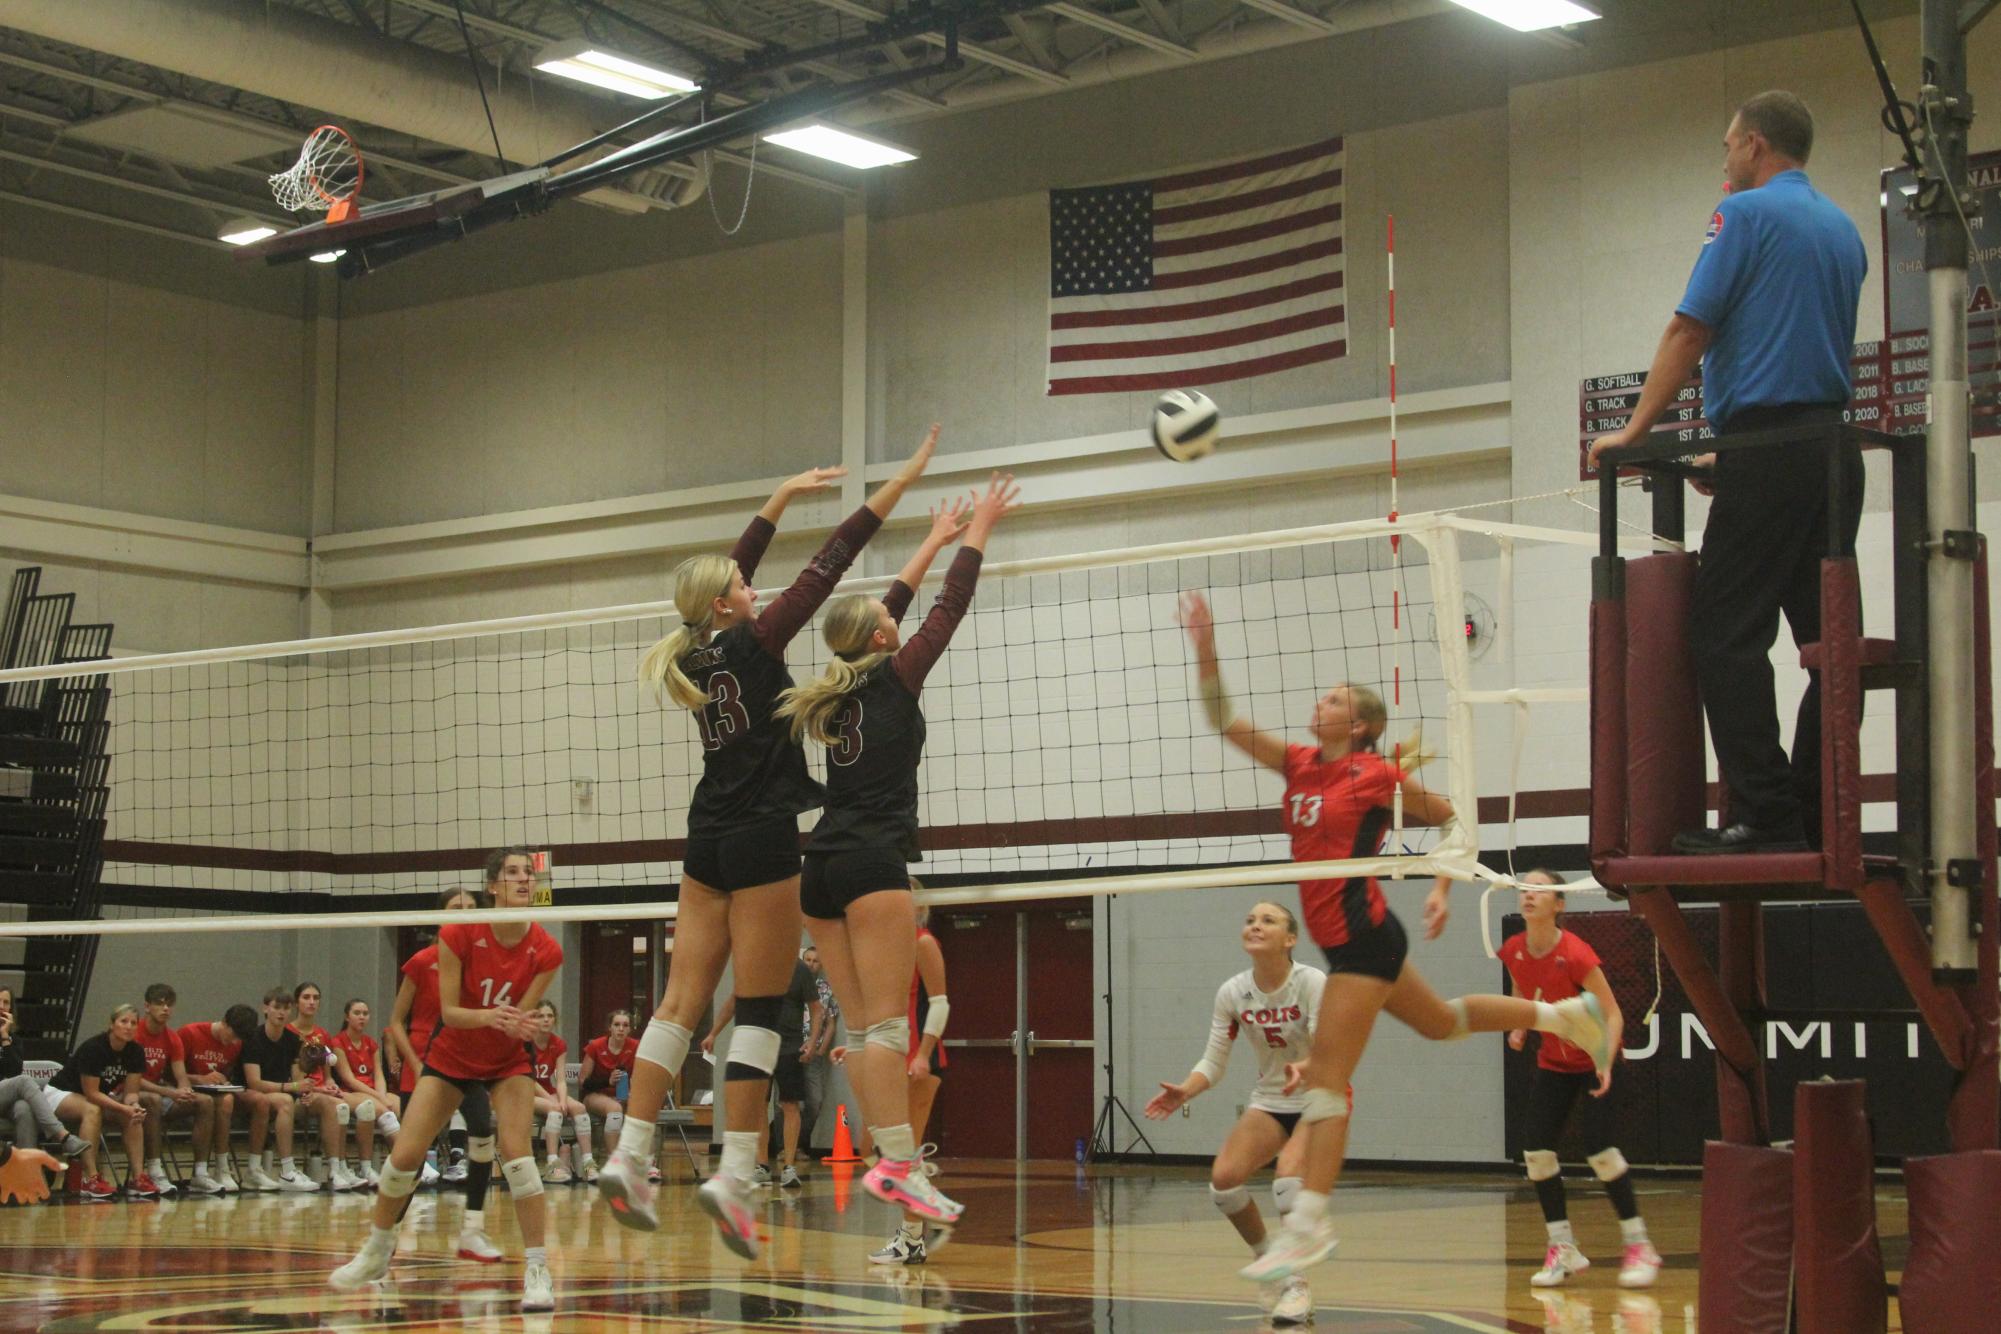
[724,1023,782,1082]
[377,1162,418,1199]
[501,1155,544,1200]
[1587,1148,1629,1182]
[1272,1176,1302,1218]
[468,1134,495,1165]
[1444,998,1472,1041]
[604,1110,624,1137]
[336,1101,352,1126]
[1300,1086,1349,1123]
[356,1099,377,1123]
[862,1015,911,1054]
[376,1110,400,1137]
[544,1112,563,1136]
[1525,1149,1562,1182]
[1209,1182,1252,1215]
[638,1018,693,1075]
[449,1111,467,1132]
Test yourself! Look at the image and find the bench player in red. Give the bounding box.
[177,1003,258,1194]
[1501,871,1660,1290]
[331,998,403,1186]
[530,1001,587,1183]
[133,982,200,1195]
[331,846,563,1312]
[1179,591,1615,1285]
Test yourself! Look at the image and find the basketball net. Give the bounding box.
[270,125,364,223]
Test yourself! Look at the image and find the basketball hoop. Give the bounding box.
[270,125,364,223]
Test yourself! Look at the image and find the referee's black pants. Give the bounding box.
[1691,403,1865,837]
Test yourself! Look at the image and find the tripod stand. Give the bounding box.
[1087,893,1155,1162]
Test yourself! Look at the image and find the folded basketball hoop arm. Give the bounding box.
[240,49,962,276]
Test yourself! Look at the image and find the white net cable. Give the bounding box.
[0,512,1633,939]
[270,125,362,214]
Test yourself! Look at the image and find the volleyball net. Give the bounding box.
[0,510,1626,938]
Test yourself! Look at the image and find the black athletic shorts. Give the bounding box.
[799,847,911,919]
[1319,909,1409,984]
[685,816,802,892]
[418,1071,496,1133]
[772,1048,809,1103]
[1523,1066,1615,1153]
[1254,1107,1302,1137]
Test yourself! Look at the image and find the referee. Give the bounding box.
[1590,91,1867,854]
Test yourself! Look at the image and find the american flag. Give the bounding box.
[1045,136,1346,396]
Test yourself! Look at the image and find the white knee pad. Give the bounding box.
[449,1110,467,1132]
[544,1112,564,1136]
[1272,1175,1303,1217]
[468,1134,495,1165]
[355,1099,378,1123]
[1587,1148,1629,1182]
[377,1162,419,1199]
[572,1113,593,1141]
[638,1018,693,1074]
[1300,1086,1349,1123]
[335,1100,352,1126]
[501,1155,544,1200]
[1209,1182,1252,1215]
[1443,998,1472,1041]
[725,1024,782,1077]
[862,1016,911,1054]
[1524,1149,1562,1182]
[604,1110,624,1138]
[376,1109,400,1137]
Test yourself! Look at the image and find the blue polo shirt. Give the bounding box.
[1676,170,1867,431]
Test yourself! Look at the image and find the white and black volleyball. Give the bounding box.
[1150,389,1221,462]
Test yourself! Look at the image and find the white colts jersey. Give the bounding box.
[1191,962,1327,1114]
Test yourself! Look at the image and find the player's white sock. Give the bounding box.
[1287,1190,1328,1226]
[1620,1217,1649,1245]
[192,1160,210,1178]
[1547,1219,1576,1246]
[280,1156,298,1175]
[1531,1001,1564,1033]
[617,1119,657,1161]
[463,1209,485,1234]
[261,1150,275,1173]
[720,1131,759,1183]
[875,1124,917,1162]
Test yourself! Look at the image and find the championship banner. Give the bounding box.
[1881,148,2001,442]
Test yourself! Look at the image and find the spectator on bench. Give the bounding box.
[239,987,321,1192]
[0,985,88,1166]
[48,1003,151,1200]
[178,1004,258,1194]
[292,983,363,1191]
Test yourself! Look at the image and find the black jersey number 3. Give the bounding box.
[828,697,865,767]
[696,671,753,751]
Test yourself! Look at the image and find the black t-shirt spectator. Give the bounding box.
[783,961,817,1049]
[0,1029,22,1080]
[240,1026,302,1088]
[52,1033,139,1093]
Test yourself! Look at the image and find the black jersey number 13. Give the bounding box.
[696,671,752,751]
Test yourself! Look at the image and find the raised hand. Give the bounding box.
[1179,591,1216,654]
[1143,1081,1189,1120]
[964,472,1021,546]
[927,494,973,546]
[897,423,941,483]
[782,465,846,497]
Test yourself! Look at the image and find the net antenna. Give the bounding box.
[269,125,365,223]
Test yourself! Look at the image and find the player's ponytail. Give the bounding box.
[639,554,739,713]
[775,595,890,746]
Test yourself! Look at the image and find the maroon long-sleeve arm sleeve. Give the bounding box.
[883,579,915,626]
[890,547,982,692]
[729,516,776,583]
[751,505,883,657]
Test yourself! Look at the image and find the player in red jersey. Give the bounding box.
[529,1001,586,1182]
[175,1003,256,1194]
[601,436,939,1254]
[291,982,362,1191]
[575,1010,634,1180]
[331,998,403,1187]
[132,982,200,1196]
[1179,592,1616,1285]
[332,847,562,1312]
[1502,871,1660,1291]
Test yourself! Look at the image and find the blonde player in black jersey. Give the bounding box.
[777,472,1019,1239]
[1147,903,1331,1326]
[600,431,941,1258]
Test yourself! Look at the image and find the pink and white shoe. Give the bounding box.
[1530,1242,1590,1287]
[599,1150,659,1233]
[862,1157,962,1224]
[1618,1241,1662,1288]
[696,1173,760,1260]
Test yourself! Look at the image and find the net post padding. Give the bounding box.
[1953,546,1999,1153]
[1589,584,1628,866]
[1697,1141,1793,1332]
[1817,558,1867,890]
[1791,1079,1888,1333]
[1898,1150,2001,1330]
[1622,553,1705,858]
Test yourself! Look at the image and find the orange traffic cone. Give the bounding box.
[828,1105,860,1164]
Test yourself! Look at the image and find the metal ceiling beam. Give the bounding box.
[1229,0,1339,34]
[0,139,285,223]
[801,0,1068,85]
[0,183,234,247]
[1042,2,1196,57]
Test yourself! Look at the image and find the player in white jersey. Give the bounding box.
[1145,902,1344,1327]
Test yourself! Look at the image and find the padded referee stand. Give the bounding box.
[1589,423,2001,1332]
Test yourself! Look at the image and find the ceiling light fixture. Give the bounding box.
[534,40,699,98]
[762,123,916,169]
[1445,0,1600,33]
[219,218,279,246]
[308,250,346,264]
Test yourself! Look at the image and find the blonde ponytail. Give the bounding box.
[775,594,889,745]
[639,554,737,713]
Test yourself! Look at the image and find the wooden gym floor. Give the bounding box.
[0,1160,1909,1331]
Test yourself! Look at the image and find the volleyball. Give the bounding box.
[1150,389,1221,462]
